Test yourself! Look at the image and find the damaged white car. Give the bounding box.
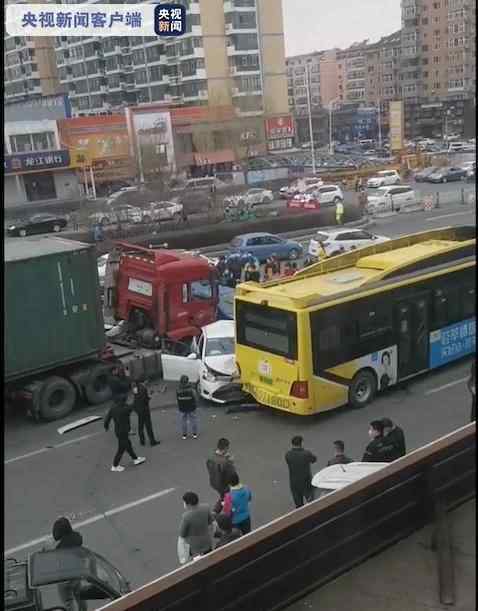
[190,320,238,403]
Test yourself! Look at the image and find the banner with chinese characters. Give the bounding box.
[4,150,71,174]
[5,4,186,37]
[429,318,476,369]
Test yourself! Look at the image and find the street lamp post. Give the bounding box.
[328,98,339,155]
[377,98,382,150]
[305,65,317,174]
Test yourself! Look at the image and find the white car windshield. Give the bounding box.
[205,337,235,357]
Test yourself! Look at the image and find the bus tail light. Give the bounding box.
[290,381,309,399]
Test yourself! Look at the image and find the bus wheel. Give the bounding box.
[349,370,377,409]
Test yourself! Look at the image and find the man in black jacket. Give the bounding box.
[177,375,198,440]
[52,517,83,549]
[132,381,159,446]
[381,418,406,460]
[285,436,317,508]
[104,399,145,472]
[362,420,395,462]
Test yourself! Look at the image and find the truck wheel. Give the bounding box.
[349,369,377,409]
[39,376,76,421]
[84,363,113,405]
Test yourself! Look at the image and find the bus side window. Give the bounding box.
[463,285,475,318]
[433,289,448,327]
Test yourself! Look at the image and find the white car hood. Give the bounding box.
[204,354,237,376]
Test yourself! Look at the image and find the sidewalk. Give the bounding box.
[285,499,476,611]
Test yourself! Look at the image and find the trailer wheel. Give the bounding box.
[39,376,76,421]
[84,363,113,405]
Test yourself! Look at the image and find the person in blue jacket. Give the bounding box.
[223,471,252,535]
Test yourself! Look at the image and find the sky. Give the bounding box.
[282,0,402,56]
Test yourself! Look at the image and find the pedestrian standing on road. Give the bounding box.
[335,199,344,225]
[177,492,213,564]
[264,256,275,280]
[214,513,242,549]
[104,373,145,472]
[285,436,317,508]
[132,381,159,447]
[222,472,252,535]
[468,360,476,422]
[327,440,353,466]
[381,418,406,460]
[206,438,236,503]
[176,375,198,440]
[362,420,394,463]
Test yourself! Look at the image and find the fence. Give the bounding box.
[98,423,475,611]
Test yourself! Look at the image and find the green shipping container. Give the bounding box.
[5,236,105,382]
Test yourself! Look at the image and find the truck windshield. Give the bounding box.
[236,302,297,359]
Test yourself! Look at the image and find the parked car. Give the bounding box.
[287,190,321,211]
[413,166,439,182]
[185,176,227,191]
[6,213,68,237]
[448,141,469,153]
[190,320,238,404]
[90,204,144,226]
[241,188,274,206]
[461,160,476,178]
[308,228,390,259]
[229,232,304,262]
[367,170,401,188]
[5,547,130,611]
[427,166,467,183]
[367,185,417,214]
[145,200,183,222]
[106,185,156,208]
[280,176,324,199]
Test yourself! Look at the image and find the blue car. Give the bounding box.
[228,232,304,263]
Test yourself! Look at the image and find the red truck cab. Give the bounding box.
[109,242,218,344]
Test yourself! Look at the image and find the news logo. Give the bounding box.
[154,4,186,36]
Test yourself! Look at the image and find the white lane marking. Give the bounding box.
[426,211,475,222]
[4,431,103,465]
[5,488,175,556]
[425,377,468,395]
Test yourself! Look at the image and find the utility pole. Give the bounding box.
[305,65,317,174]
[329,98,339,155]
[377,98,382,149]
[89,164,97,200]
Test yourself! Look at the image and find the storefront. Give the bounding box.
[58,115,135,197]
[4,149,79,207]
[265,115,295,152]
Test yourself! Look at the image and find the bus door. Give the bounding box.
[395,295,430,379]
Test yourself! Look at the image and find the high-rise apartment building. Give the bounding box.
[400,0,476,138]
[4,35,63,102]
[285,51,321,114]
[54,0,288,118]
[319,49,340,107]
[337,41,368,104]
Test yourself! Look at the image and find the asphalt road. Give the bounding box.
[4,205,476,603]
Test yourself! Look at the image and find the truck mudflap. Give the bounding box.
[212,382,255,405]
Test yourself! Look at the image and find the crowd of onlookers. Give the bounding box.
[215,253,298,288]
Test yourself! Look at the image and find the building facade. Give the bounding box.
[400,0,476,138]
[319,49,340,107]
[286,51,322,114]
[4,35,63,102]
[337,41,368,104]
[4,120,80,207]
[53,0,288,119]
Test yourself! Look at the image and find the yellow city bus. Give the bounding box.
[235,226,476,416]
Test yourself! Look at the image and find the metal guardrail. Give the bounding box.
[98,423,475,611]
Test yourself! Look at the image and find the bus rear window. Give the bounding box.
[236,302,297,359]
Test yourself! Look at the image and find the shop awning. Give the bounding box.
[193,150,236,166]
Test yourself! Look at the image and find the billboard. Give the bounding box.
[390,101,404,152]
[125,107,176,174]
[5,150,70,174]
[265,115,295,152]
[5,94,72,122]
